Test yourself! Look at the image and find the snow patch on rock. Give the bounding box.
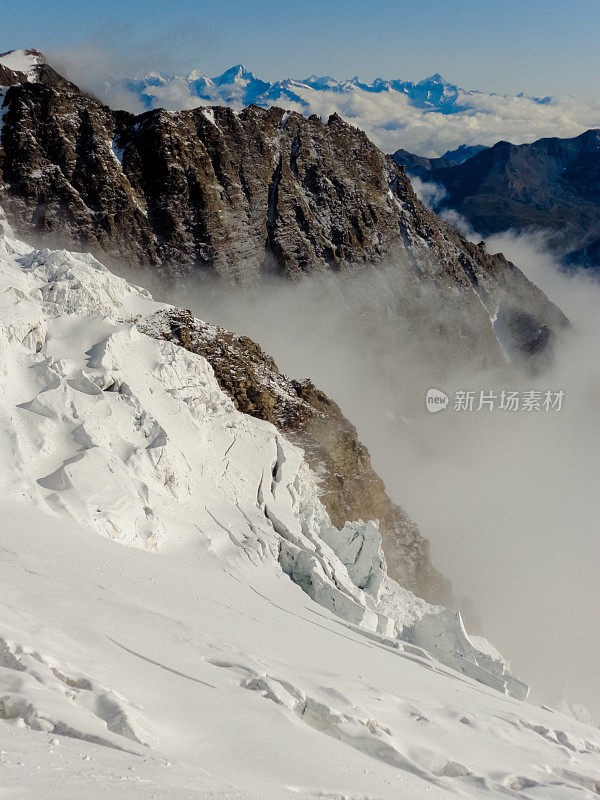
[0,49,42,80]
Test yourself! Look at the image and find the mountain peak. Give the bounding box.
[420,72,448,84]
[213,64,254,84]
[306,74,338,87]
[0,48,44,77]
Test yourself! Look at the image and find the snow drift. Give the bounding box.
[0,229,523,692]
[1,228,600,797]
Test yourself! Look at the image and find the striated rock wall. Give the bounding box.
[0,58,567,368]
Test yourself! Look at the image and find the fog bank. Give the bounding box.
[144,234,600,719]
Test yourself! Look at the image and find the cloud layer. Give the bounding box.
[47,47,600,156]
[272,88,600,157]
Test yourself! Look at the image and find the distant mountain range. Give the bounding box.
[394,130,600,267]
[77,62,600,157]
[112,65,552,115]
[392,144,488,173]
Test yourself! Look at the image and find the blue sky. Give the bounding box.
[2,0,599,97]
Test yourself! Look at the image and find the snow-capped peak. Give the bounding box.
[96,63,568,156]
[305,74,338,87]
[419,72,448,85]
[0,48,43,80]
[213,63,254,85]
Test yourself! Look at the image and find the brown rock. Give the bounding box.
[139,307,451,604]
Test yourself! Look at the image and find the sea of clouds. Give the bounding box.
[266,87,600,157]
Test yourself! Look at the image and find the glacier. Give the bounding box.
[1,228,600,797]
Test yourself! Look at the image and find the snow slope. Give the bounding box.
[1,231,600,798]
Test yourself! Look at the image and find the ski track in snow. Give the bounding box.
[0,230,599,797]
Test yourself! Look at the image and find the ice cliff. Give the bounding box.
[0,229,527,703]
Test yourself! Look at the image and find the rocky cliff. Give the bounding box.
[0,51,567,362]
[0,50,572,605]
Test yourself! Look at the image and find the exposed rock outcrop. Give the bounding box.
[138,307,450,604]
[0,51,567,368]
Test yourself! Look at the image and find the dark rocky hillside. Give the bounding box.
[0,52,567,363]
[396,130,600,267]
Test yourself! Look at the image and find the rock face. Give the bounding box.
[0,51,570,605]
[0,78,473,281]
[138,307,450,603]
[396,130,600,267]
[0,53,567,361]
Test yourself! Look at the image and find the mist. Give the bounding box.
[44,26,221,114]
[138,231,600,720]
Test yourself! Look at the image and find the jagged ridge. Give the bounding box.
[0,52,567,371]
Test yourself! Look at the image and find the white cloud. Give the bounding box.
[294,87,600,156]
[409,176,447,209]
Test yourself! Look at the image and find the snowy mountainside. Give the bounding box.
[0,231,519,686]
[0,48,42,80]
[1,233,600,797]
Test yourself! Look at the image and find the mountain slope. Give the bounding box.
[0,209,449,605]
[141,307,448,601]
[0,52,569,369]
[0,64,496,280]
[400,129,600,266]
[3,232,600,799]
[392,143,487,174]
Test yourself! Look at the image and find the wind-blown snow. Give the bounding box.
[0,49,42,77]
[1,232,599,797]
